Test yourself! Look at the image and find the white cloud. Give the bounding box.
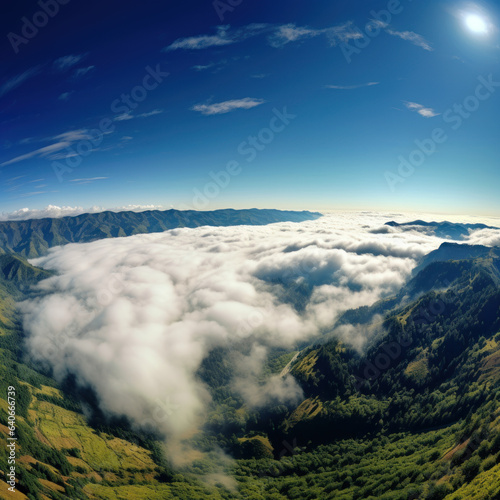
[269,24,321,47]
[192,98,265,115]
[73,66,95,78]
[386,28,433,51]
[368,21,433,51]
[58,91,74,101]
[0,141,70,166]
[326,82,379,90]
[165,26,235,51]
[269,22,363,48]
[114,109,163,122]
[54,54,87,71]
[18,214,446,435]
[69,177,108,184]
[138,109,164,118]
[166,23,362,52]
[17,211,500,463]
[404,101,440,118]
[114,113,134,121]
[0,130,101,167]
[0,67,40,97]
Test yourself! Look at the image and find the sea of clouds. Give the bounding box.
[19,211,500,452]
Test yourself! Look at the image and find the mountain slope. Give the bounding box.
[0,209,322,258]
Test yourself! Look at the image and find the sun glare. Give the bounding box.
[465,13,489,34]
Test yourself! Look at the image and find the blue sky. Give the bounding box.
[1,0,499,216]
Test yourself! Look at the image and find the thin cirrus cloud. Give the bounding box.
[404,101,440,118]
[192,98,265,115]
[372,21,433,51]
[58,91,74,101]
[165,22,363,51]
[53,54,87,71]
[0,130,98,167]
[387,29,433,51]
[326,82,380,90]
[0,67,40,97]
[0,142,71,167]
[69,177,108,184]
[114,109,164,121]
[268,22,363,48]
[164,25,236,51]
[73,66,95,78]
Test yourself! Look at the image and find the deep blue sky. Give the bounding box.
[1,0,499,216]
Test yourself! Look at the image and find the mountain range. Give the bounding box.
[0,208,322,258]
[386,220,499,240]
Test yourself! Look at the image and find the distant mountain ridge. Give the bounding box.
[0,208,322,258]
[386,220,498,240]
[412,242,499,276]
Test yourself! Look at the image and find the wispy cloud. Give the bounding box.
[192,98,265,115]
[386,28,433,51]
[19,191,48,198]
[165,26,235,51]
[166,23,361,52]
[192,63,217,71]
[404,101,440,118]
[53,54,87,71]
[1,142,70,166]
[192,59,229,72]
[69,177,108,184]
[326,82,380,90]
[372,21,433,51]
[268,24,321,47]
[114,109,163,121]
[269,22,364,47]
[0,67,40,97]
[58,91,74,101]
[52,130,92,142]
[73,66,95,78]
[114,113,134,121]
[1,130,97,166]
[137,109,163,118]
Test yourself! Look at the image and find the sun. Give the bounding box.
[464,13,489,34]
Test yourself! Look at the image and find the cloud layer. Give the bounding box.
[19,213,500,450]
